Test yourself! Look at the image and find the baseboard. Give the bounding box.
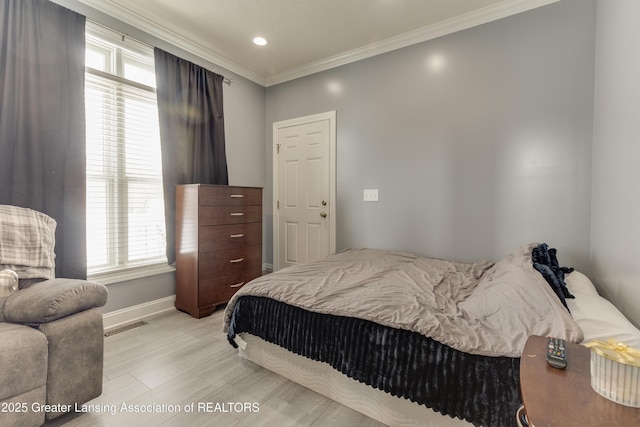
[263,263,274,273]
[102,295,176,331]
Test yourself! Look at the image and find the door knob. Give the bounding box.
[321,200,327,206]
[320,212,327,218]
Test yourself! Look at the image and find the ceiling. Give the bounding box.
[78,0,558,86]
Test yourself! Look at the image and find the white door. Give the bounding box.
[273,111,336,271]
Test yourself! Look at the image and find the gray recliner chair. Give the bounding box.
[0,205,108,427]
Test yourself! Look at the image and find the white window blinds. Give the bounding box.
[85,22,167,278]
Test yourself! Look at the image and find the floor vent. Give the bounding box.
[104,321,148,337]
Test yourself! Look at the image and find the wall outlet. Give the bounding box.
[363,189,379,202]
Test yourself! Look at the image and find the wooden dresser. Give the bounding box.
[175,184,262,318]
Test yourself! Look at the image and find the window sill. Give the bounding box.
[88,263,175,285]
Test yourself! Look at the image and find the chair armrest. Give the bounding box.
[3,278,108,324]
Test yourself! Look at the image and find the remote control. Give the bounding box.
[546,336,567,369]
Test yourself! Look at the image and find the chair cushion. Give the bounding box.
[0,323,47,400]
[3,279,108,323]
[0,205,56,280]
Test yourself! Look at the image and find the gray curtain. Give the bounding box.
[154,48,229,264]
[0,0,87,279]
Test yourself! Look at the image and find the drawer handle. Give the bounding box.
[230,234,244,238]
[230,258,245,263]
[230,212,245,216]
[230,282,244,288]
[230,194,244,198]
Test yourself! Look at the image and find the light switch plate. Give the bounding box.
[363,189,378,202]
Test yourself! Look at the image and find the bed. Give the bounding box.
[223,243,640,426]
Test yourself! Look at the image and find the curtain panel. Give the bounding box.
[0,0,87,279]
[154,48,229,264]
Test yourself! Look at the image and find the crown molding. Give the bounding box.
[265,0,561,86]
[74,0,559,88]
[75,0,266,86]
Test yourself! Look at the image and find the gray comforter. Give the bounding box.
[223,243,583,357]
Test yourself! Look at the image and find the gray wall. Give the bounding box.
[54,0,266,314]
[591,0,640,326]
[265,0,596,270]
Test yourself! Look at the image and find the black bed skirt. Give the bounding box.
[227,296,522,427]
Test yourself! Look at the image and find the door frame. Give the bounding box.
[272,111,336,271]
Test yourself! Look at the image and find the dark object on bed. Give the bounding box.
[532,243,574,310]
[228,296,521,426]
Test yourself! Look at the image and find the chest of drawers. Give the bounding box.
[175,184,262,318]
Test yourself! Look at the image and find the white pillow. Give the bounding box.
[565,271,599,297]
[567,273,640,349]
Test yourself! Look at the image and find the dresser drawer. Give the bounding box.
[198,267,262,307]
[199,186,262,206]
[199,205,262,225]
[199,222,262,252]
[198,245,262,279]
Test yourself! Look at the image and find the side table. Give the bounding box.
[520,335,640,426]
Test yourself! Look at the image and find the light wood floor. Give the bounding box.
[45,308,386,427]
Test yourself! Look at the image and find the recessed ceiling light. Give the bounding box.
[253,37,268,46]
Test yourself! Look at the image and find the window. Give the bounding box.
[85,22,168,282]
